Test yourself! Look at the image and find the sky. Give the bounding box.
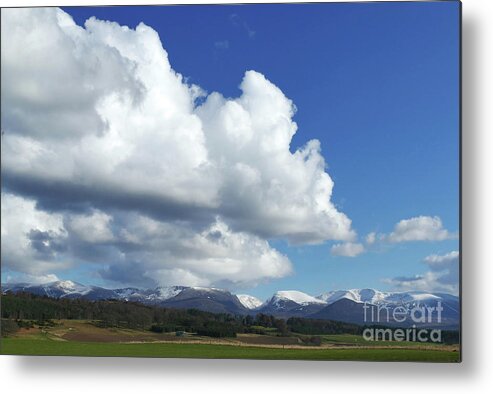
[0,2,460,300]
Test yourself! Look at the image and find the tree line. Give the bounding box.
[1,292,363,338]
[0,292,459,343]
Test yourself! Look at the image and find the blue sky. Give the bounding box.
[2,3,460,300]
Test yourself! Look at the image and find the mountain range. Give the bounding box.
[1,281,460,328]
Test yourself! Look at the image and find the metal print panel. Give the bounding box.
[0,1,461,362]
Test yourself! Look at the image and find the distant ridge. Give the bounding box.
[1,281,459,327]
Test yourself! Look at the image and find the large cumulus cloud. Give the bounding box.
[1,8,354,288]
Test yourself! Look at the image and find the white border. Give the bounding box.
[1,0,493,393]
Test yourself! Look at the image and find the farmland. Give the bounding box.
[0,320,460,362]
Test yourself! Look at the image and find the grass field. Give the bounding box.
[0,320,460,362]
[320,334,443,347]
[0,338,460,362]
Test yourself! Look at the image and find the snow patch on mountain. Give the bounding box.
[317,288,458,306]
[153,286,184,301]
[114,288,142,299]
[237,294,263,309]
[272,290,327,305]
[191,286,224,292]
[44,280,92,296]
[317,289,389,305]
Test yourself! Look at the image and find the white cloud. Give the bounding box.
[383,250,459,294]
[423,250,459,290]
[424,250,459,269]
[0,8,357,288]
[386,216,456,243]
[196,71,355,244]
[1,8,355,249]
[66,211,115,243]
[331,242,365,257]
[1,192,293,289]
[382,271,457,294]
[1,193,71,276]
[1,9,143,142]
[4,273,60,285]
[100,216,293,288]
[365,232,376,245]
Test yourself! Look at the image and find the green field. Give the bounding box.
[321,334,443,347]
[0,318,460,362]
[0,338,460,362]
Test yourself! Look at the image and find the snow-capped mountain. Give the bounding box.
[317,289,390,305]
[1,281,459,327]
[162,287,247,314]
[257,290,327,317]
[1,281,247,314]
[114,286,187,304]
[237,294,263,310]
[50,280,90,294]
[253,288,459,326]
[0,281,188,304]
[376,291,459,306]
[270,290,326,306]
[2,280,94,299]
[317,288,458,308]
[311,289,460,328]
